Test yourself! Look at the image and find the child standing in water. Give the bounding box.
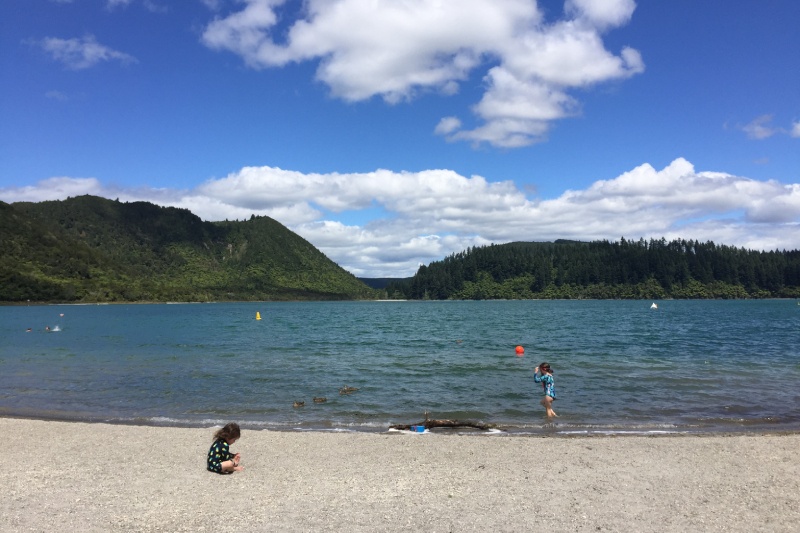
[207,422,243,474]
[534,362,557,418]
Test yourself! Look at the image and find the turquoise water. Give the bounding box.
[1,300,798,435]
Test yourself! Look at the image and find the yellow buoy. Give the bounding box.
[256,312,261,320]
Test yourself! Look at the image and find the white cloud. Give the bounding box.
[2,177,105,201]
[200,0,223,10]
[435,116,462,136]
[740,115,800,140]
[102,0,167,12]
[49,0,165,12]
[45,90,69,101]
[201,0,644,148]
[142,1,168,13]
[741,114,777,140]
[107,0,134,8]
[565,0,636,29]
[35,35,137,70]
[3,159,799,277]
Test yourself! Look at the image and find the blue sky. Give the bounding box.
[1,0,798,277]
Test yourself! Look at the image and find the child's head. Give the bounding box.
[539,362,553,374]
[214,422,241,443]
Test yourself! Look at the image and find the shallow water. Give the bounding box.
[2,300,798,435]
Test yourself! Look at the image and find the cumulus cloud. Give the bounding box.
[3,159,799,277]
[34,35,137,70]
[2,177,106,201]
[201,0,643,147]
[566,0,636,29]
[791,121,800,138]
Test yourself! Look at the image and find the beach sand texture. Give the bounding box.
[1,418,798,532]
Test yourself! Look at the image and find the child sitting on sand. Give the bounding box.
[207,422,243,474]
[534,362,557,418]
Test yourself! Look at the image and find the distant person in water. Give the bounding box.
[207,422,243,474]
[534,362,557,418]
[26,328,32,332]
[45,326,51,332]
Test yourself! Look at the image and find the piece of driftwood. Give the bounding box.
[389,411,495,431]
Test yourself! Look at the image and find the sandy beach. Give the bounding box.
[1,418,798,532]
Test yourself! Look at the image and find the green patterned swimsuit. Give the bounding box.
[534,373,556,399]
[207,438,234,473]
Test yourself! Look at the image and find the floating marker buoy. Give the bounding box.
[515,345,524,356]
[256,312,262,320]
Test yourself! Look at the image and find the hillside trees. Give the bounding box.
[1,196,377,303]
[386,239,800,300]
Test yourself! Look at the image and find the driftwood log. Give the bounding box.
[389,412,495,431]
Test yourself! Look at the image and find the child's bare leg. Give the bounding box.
[222,459,243,473]
[542,396,557,417]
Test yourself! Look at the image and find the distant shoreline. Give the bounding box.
[4,296,799,306]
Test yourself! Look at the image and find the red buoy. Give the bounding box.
[515,345,524,356]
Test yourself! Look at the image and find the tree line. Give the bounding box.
[385,239,800,300]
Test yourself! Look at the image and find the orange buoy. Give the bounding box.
[515,345,524,356]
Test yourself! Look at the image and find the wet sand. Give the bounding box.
[1,418,798,532]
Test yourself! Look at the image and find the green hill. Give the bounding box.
[386,239,800,300]
[0,195,377,303]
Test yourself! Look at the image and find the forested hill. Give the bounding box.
[386,239,800,300]
[0,195,377,303]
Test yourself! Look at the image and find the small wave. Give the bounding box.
[558,429,685,436]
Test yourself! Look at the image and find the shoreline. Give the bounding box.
[3,411,800,438]
[3,417,799,532]
[3,296,799,306]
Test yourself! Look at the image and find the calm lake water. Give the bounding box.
[2,300,798,435]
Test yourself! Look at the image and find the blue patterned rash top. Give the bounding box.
[207,438,234,473]
[534,373,556,399]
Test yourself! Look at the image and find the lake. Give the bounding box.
[2,299,798,435]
